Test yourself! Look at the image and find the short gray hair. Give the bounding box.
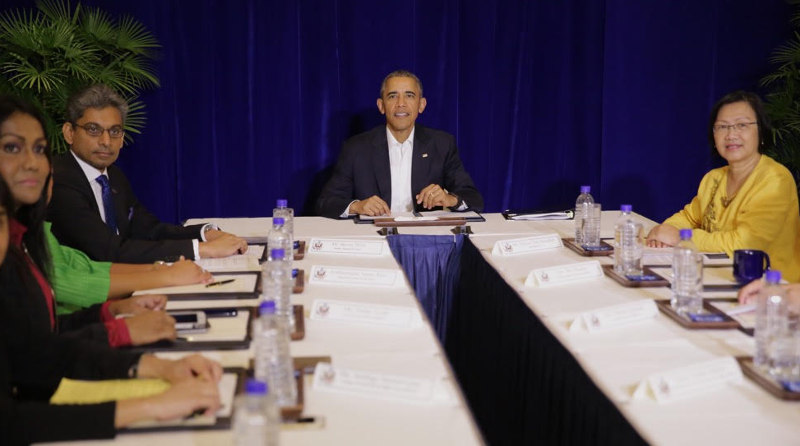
[66,84,129,123]
[379,70,423,98]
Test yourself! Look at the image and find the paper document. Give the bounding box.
[649,267,738,286]
[357,212,415,221]
[133,274,257,295]
[418,210,483,219]
[506,210,573,221]
[195,255,260,272]
[179,312,250,342]
[643,248,731,266]
[708,301,756,330]
[245,244,266,258]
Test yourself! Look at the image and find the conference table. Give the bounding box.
[54,212,800,445]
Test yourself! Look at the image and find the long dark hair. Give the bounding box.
[0,95,52,279]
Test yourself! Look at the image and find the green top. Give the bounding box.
[45,221,111,314]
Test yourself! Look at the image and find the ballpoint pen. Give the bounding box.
[205,278,235,288]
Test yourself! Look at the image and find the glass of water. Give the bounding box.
[582,203,602,248]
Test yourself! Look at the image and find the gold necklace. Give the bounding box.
[721,195,735,207]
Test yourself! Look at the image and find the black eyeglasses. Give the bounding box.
[712,122,757,133]
[72,122,125,139]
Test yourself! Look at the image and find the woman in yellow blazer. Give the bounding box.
[647,91,800,282]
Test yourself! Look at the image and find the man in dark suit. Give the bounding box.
[316,70,483,218]
[48,84,247,263]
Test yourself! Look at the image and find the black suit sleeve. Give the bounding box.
[57,304,112,345]
[0,262,141,444]
[440,134,484,212]
[316,141,360,218]
[48,156,202,263]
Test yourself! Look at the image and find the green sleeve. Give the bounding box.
[45,222,112,314]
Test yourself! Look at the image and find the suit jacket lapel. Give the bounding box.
[108,168,130,236]
[371,128,392,204]
[411,126,431,203]
[63,153,101,214]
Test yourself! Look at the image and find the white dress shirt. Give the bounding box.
[342,125,467,215]
[71,150,111,226]
[387,126,415,213]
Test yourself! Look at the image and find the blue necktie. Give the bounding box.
[95,175,118,234]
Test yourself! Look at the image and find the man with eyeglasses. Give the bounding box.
[48,84,247,263]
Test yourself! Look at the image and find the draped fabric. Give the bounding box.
[3,0,791,222]
[446,238,647,445]
[386,234,463,341]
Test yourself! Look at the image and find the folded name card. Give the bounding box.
[632,357,742,403]
[492,233,563,256]
[310,299,421,328]
[524,260,603,287]
[308,265,404,287]
[569,300,658,332]
[313,363,450,404]
[308,238,386,256]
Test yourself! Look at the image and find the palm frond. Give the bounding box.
[118,55,160,88]
[3,59,65,93]
[36,0,72,24]
[78,6,116,47]
[116,15,160,54]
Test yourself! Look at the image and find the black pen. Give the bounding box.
[205,278,235,288]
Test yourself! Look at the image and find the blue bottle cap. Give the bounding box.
[620,204,632,213]
[580,185,591,194]
[259,300,276,315]
[277,199,288,208]
[270,248,285,260]
[273,217,285,226]
[679,228,692,239]
[766,270,781,284]
[245,379,268,395]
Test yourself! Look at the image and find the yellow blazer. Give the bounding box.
[663,155,800,282]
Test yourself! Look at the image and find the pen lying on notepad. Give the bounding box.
[205,279,235,288]
[724,303,757,316]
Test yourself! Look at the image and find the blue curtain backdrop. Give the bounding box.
[3,0,791,222]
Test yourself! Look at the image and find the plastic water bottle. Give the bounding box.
[670,229,703,314]
[268,218,292,263]
[273,199,295,256]
[574,186,594,246]
[232,379,280,446]
[261,248,295,332]
[613,204,643,276]
[273,199,294,238]
[754,270,790,376]
[253,301,297,407]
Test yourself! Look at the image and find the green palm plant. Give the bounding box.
[0,0,159,153]
[761,2,800,184]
